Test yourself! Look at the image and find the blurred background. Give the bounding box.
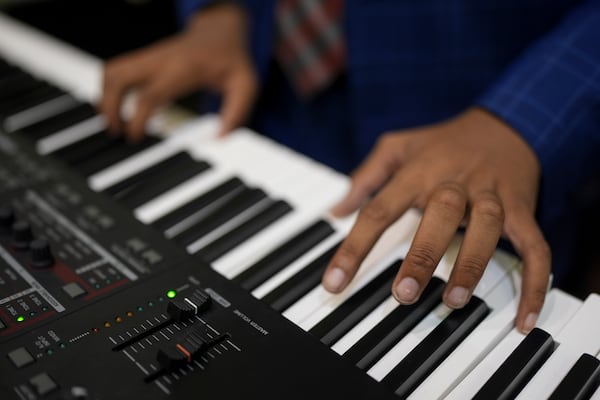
[0,0,179,59]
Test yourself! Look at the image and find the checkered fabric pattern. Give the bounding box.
[275,0,346,98]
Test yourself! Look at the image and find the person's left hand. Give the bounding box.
[322,107,550,334]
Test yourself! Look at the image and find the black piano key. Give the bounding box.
[0,83,65,119]
[117,159,211,209]
[472,327,555,400]
[152,177,246,233]
[233,220,335,291]
[309,261,399,346]
[194,199,293,262]
[50,131,121,166]
[18,103,96,140]
[260,242,341,313]
[172,187,267,247]
[76,135,160,177]
[0,65,22,82]
[381,296,490,398]
[0,59,13,75]
[344,277,445,371]
[547,353,600,400]
[0,70,43,101]
[103,151,194,198]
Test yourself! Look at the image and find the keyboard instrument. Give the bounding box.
[0,9,599,400]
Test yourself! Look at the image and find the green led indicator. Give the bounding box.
[166,290,177,299]
[16,316,25,323]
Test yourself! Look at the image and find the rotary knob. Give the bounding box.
[0,206,15,233]
[30,238,55,268]
[11,220,33,250]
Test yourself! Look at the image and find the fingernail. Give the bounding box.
[394,277,419,303]
[445,286,470,308]
[523,313,539,334]
[324,268,347,292]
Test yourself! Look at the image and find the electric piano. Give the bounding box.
[0,9,599,400]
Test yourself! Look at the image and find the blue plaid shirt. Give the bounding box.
[178,0,600,282]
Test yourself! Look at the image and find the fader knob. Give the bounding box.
[166,291,212,322]
[0,206,15,233]
[11,220,32,250]
[30,238,55,268]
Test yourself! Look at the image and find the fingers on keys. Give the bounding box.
[503,201,551,334]
[323,170,416,293]
[394,183,470,305]
[443,191,504,308]
[325,182,508,316]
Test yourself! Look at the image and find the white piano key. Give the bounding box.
[0,13,102,102]
[366,260,513,383]
[185,198,272,254]
[134,168,235,224]
[251,231,346,300]
[408,272,518,399]
[446,289,583,400]
[36,114,106,155]
[283,212,421,328]
[4,94,80,133]
[331,295,401,355]
[366,302,452,381]
[213,179,350,279]
[88,140,182,191]
[213,209,339,279]
[331,250,514,363]
[516,293,600,400]
[592,385,600,400]
[284,248,404,327]
[162,185,244,240]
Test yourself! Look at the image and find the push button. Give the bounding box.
[62,282,87,299]
[29,372,58,395]
[7,347,35,368]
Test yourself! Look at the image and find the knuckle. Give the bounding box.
[456,256,486,281]
[406,242,439,273]
[358,199,393,226]
[530,240,552,268]
[472,196,504,225]
[532,286,548,301]
[376,132,394,147]
[137,92,159,110]
[431,184,467,215]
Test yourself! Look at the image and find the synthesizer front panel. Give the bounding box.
[0,130,395,400]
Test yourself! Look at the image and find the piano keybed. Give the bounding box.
[1,10,599,400]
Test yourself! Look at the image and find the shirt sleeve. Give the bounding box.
[477,0,600,223]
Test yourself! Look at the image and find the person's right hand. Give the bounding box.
[99,3,258,140]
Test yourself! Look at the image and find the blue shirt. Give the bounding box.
[178,0,600,284]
